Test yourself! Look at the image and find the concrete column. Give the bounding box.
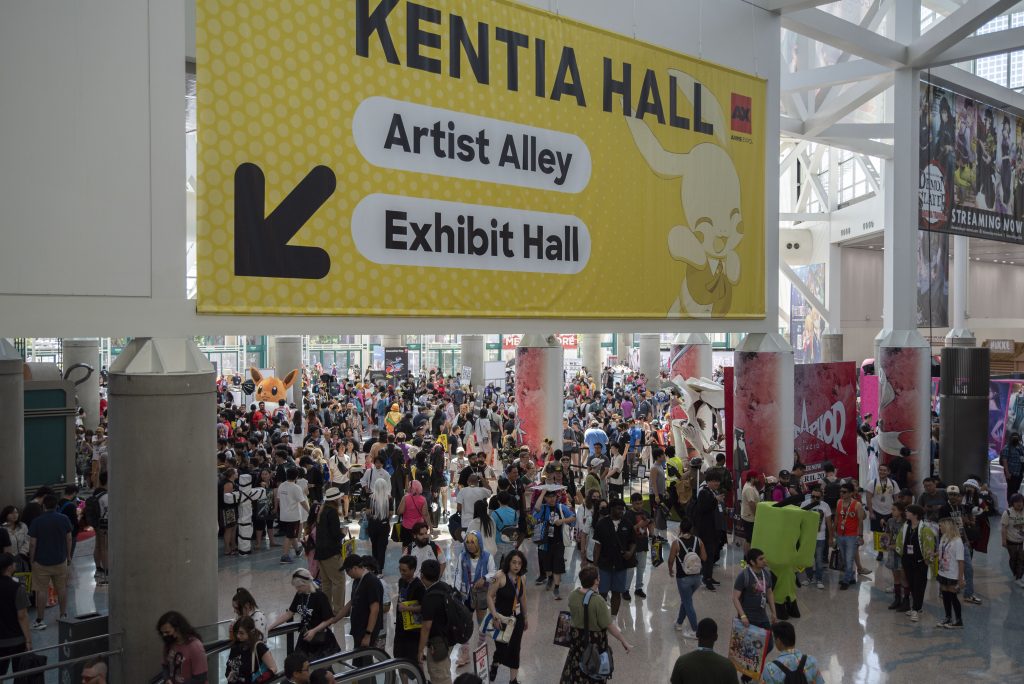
[62,338,101,430]
[273,335,304,412]
[580,334,602,378]
[733,333,795,478]
[945,235,975,347]
[668,333,712,383]
[0,339,25,508]
[515,335,564,456]
[615,334,632,365]
[638,333,661,387]
[459,334,485,392]
[107,339,217,683]
[821,334,844,363]
[877,331,932,495]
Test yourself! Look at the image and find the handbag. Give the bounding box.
[251,647,274,683]
[828,546,843,571]
[553,610,573,647]
[341,537,358,561]
[579,591,613,680]
[358,516,369,541]
[391,521,402,542]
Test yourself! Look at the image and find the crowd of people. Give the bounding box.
[3,360,1023,683]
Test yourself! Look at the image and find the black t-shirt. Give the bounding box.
[593,515,635,570]
[396,577,425,638]
[314,508,343,560]
[288,590,334,635]
[420,582,449,639]
[0,528,10,552]
[225,642,269,683]
[888,456,912,489]
[350,572,385,642]
[459,465,484,488]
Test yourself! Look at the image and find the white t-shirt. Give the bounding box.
[803,501,832,541]
[405,541,446,578]
[937,537,964,580]
[1002,508,1024,544]
[869,478,897,515]
[456,486,491,518]
[277,481,306,523]
[608,455,625,485]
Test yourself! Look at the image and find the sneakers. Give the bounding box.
[534,576,547,586]
[905,609,914,616]
[554,587,562,600]
[673,622,683,632]
[887,598,902,610]
[857,568,872,576]
[839,582,849,590]
[279,555,294,564]
[681,627,697,640]
[945,621,964,629]
[32,620,46,631]
[816,581,825,590]
[937,618,950,628]
[964,595,982,605]
[546,576,554,591]
[635,588,647,598]
[621,591,631,603]
[909,610,919,622]
[1015,578,1024,588]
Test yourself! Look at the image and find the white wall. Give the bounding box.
[0,0,780,337]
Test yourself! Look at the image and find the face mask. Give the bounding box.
[162,634,176,645]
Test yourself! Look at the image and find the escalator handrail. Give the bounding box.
[264,647,392,683]
[333,657,426,683]
[202,621,303,657]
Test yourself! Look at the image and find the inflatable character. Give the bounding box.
[670,377,724,469]
[250,367,298,404]
[750,501,819,620]
[626,70,744,318]
[227,473,267,555]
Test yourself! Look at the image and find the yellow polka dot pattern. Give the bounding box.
[196,0,766,319]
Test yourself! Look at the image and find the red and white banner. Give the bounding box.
[503,334,578,350]
[794,362,858,481]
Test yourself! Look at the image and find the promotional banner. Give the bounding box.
[789,263,825,364]
[793,362,857,481]
[917,230,949,328]
[733,350,794,480]
[919,80,1024,244]
[876,343,931,493]
[860,373,879,429]
[502,334,577,350]
[383,347,409,379]
[668,333,712,384]
[988,380,1010,456]
[514,336,564,456]
[197,0,766,318]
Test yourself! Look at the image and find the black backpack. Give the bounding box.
[429,582,474,646]
[773,654,809,684]
[84,489,106,529]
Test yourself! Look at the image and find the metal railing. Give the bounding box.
[264,648,419,683]
[0,649,123,683]
[333,658,426,683]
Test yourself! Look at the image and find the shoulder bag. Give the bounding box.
[579,591,613,680]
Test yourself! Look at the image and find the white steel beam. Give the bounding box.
[925,26,1024,67]
[932,64,1024,114]
[815,123,894,139]
[817,137,895,159]
[800,148,831,209]
[781,212,831,222]
[782,8,908,68]
[749,0,839,11]
[782,59,892,93]
[909,0,1021,67]
[803,74,894,137]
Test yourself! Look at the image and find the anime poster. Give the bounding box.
[725,366,737,470]
[1007,381,1024,441]
[989,380,1011,456]
[789,264,825,364]
[734,351,793,480]
[917,231,949,328]
[668,339,711,384]
[877,345,931,493]
[919,81,1024,244]
[729,618,771,679]
[383,347,409,380]
[793,362,858,481]
[514,339,564,456]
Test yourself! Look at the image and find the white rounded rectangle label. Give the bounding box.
[351,193,590,275]
[352,97,592,194]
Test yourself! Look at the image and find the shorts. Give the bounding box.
[539,545,566,575]
[736,519,755,542]
[332,481,350,495]
[31,562,68,592]
[598,568,628,595]
[280,521,300,539]
[869,513,891,533]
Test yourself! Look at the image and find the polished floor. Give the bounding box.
[32,509,1024,684]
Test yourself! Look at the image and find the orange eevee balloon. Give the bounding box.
[251,367,298,403]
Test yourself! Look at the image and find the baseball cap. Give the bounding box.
[779,470,791,480]
[689,457,703,467]
[946,485,960,495]
[589,458,604,468]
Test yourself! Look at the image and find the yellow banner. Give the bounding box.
[197,0,766,318]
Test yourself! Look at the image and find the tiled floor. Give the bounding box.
[31,511,1024,683]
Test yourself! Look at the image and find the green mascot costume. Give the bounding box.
[750,501,820,620]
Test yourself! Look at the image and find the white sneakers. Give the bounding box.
[673,623,683,632]
[909,610,920,622]
[1015,578,1024,588]
[681,627,697,639]
[816,581,825,590]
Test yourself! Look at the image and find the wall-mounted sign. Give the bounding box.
[989,339,1015,353]
[502,334,577,350]
[196,0,766,319]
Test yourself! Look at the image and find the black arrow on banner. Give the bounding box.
[234,162,335,279]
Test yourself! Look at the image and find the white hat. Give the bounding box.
[589,458,604,468]
[324,486,343,502]
[456,446,466,454]
[962,478,980,490]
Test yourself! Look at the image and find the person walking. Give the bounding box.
[1001,432,1024,500]
[314,487,348,612]
[625,493,652,599]
[895,504,935,623]
[266,568,340,660]
[668,617,737,684]
[761,621,825,684]
[485,550,528,684]
[364,478,392,574]
[592,498,635,617]
[453,531,495,667]
[156,611,208,684]
[398,480,430,547]
[832,483,866,590]
[732,547,777,682]
[534,489,575,599]
[558,566,632,684]
[0,553,31,676]
[393,555,426,674]
[690,472,724,591]
[417,559,453,684]
[27,493,72,629]
[1001,493,1024,588]
[277,467,309,564]
[667,519,706,639]
[936,517,965,628]
[866,464,898,563]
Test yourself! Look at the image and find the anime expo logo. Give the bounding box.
[793,362,857,479]
[919,162,950,229]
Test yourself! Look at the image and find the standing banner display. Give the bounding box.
[196,0,766,318]
[918,80,1024,244]
[793,362,857,481]
[383,347,409,379]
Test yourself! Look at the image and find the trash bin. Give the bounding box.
[57,613,108,684]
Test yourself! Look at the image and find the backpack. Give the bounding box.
[84,489,107,530]
[679,536,702,576]
[429,582,474,646]
[772,654,809,684]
